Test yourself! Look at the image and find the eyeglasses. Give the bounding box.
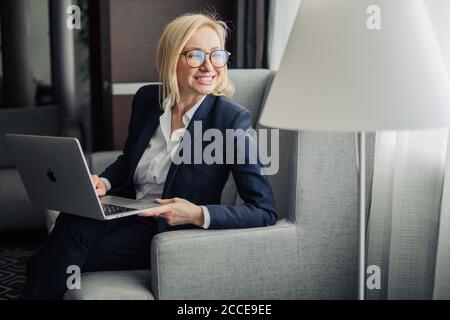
[180,49,231,68]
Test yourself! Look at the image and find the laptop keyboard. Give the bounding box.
[102,204,135,216]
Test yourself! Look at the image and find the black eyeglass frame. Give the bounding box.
[180,49,231,68]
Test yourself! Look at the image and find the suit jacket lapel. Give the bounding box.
[162,94,216,198]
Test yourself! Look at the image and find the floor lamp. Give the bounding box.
[259,0,450,300]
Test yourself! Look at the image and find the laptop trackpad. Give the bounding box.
[100,195,158,210]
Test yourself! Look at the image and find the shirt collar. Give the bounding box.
[181,95,207,126]
[160,95,207,144]
[163,95,206,121]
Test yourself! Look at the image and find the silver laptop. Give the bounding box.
[5,134,158,220]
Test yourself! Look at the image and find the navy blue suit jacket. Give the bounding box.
[100,85,277,231]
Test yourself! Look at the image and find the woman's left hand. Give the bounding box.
[138,197,204,227]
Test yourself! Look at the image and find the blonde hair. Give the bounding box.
[156,12,235,106]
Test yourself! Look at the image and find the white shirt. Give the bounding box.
[101,95,210,229]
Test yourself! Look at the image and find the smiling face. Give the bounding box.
[176,26,224,103]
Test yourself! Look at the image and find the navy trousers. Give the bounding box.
[21,213,159,300]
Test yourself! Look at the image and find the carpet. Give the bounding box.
[0,230,46,300]
[0,247,34,300]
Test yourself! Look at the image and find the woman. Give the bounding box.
[22,12,277,300]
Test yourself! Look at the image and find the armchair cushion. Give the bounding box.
[63,270,154,300]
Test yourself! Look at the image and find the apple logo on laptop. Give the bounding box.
[47,168,57,182]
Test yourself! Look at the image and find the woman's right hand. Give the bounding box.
[91,174,107,197]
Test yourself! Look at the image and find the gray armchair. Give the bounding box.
[0,106,61,232]
[47,69,362,299]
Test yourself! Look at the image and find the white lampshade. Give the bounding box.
[259,0,450,132]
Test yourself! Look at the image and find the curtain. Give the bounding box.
[234,0,270,68]
[367,0,450,299]
[433,133,450,299]
[367,130,448,299]
[425,0,450,300]
[266,0,301,70]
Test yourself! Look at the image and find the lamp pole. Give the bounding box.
[358,132,366,300]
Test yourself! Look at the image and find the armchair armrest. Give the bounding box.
[150,219,298,300]
[87,150,123,175]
